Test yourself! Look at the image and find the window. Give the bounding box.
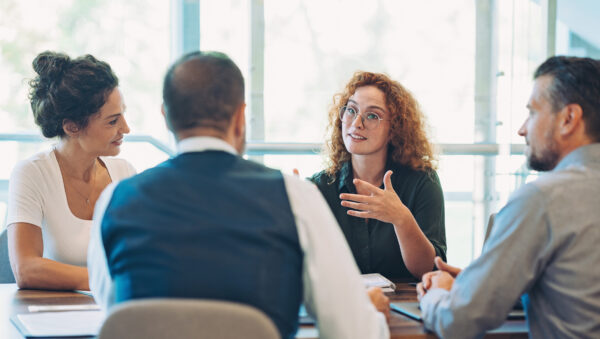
[0,0,172,229]
[1,0,593,268]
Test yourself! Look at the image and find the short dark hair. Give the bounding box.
[28,51,119,138]
[162,51,245,133]
[534,56,600,142]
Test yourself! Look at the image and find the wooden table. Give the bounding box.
[1,283,527,338]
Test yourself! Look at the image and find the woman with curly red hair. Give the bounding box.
[310,71,446,280]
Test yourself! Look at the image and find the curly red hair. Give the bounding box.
[325,71,436,177]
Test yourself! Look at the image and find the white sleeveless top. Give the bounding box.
[7,149,136,266]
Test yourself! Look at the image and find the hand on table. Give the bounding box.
[432,256,461,278]
[416,257,461,300]
[339,170,409,224]
[367,287,390,323]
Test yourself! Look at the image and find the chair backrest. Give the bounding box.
[0,229,16,283]
[97,298,281,339]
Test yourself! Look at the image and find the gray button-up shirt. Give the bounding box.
[420,143,600,339]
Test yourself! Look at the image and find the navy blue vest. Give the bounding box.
[101,151,304,339]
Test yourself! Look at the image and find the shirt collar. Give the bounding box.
[176,136,239,155]
[337,161,353,192]
[553,143,600,172]
[337,155,398,192]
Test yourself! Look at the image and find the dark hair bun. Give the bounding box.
[32,51,71,80]
[28,51,118,138]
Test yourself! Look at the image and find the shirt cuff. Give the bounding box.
[419,288,451,328]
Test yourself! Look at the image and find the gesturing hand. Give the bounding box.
[339,170,409,225]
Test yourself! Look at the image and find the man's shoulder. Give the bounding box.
[114,154,285,191]
[505,169,586,211]
[237,156,281,175]
[111,158,174,191]
[528,166,594,196]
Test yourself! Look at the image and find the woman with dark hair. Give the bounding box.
[310,71,446,280]
[6,51,135,290]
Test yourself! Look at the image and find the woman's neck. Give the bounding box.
[351,152,387,187]
[54,140,98,181]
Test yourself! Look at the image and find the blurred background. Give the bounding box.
[1,0,598,267]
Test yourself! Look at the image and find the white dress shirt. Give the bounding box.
[89,136,389,339]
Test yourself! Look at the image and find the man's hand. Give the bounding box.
[434,256,461,278]
[423,257,461,290]
[367,287,390,323]
[417,271,455,300]
[416,257,461,300]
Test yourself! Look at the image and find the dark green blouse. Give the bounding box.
[310,160,446,280]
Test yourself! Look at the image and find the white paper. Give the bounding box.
[361,273,395,290]
[16,310,105,336]
[28,304,100,312]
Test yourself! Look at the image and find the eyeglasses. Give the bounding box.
[339,105,387,130]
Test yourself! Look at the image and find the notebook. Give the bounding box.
[361,273,396,292]
[11,310,105,337]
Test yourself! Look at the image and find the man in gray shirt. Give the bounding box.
[417,56,600,339]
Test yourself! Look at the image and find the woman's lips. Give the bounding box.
[348,133,367,141]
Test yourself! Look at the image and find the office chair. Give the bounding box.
[0,229,16,283]
[97,298,281,339]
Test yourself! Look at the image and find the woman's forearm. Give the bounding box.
[14,257,89,290]
[392,211,436,279]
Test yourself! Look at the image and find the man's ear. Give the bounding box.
[233,103,246,137]
[558,103,584,137]
[62,120,80,137]
[161,103,171,130]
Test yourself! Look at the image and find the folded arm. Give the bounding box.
[8,222,89,290]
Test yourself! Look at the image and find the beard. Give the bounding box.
[526,132,560,171]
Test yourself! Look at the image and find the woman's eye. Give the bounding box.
[346,107,357,115]
[366,113,380,120]
[109,118,119,125]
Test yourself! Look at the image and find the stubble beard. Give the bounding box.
[527,130,560,172]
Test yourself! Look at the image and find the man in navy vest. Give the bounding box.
[88,51,390,339]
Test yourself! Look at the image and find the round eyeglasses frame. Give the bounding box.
[339,105,388,130]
